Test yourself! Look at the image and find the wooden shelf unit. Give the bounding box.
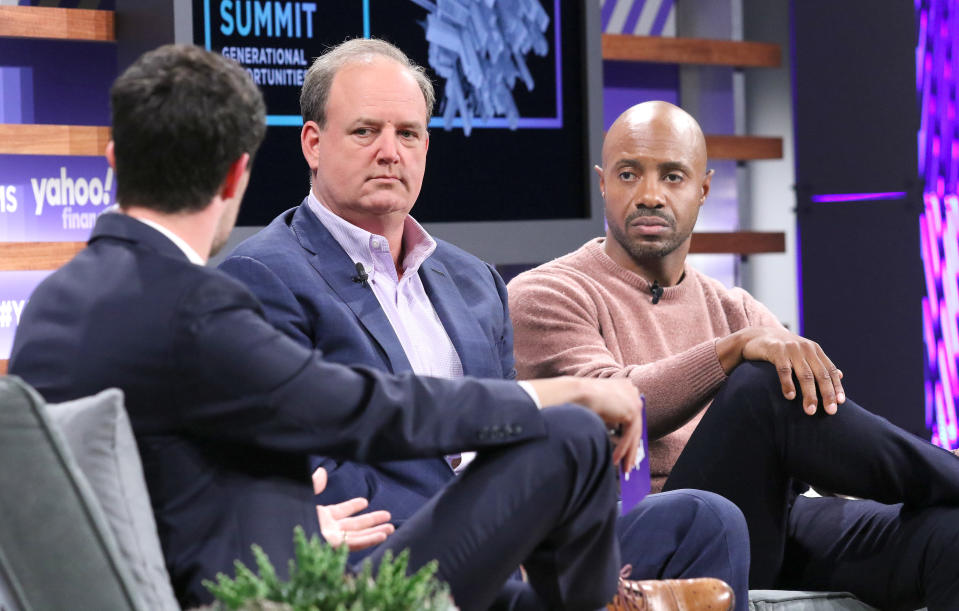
[0,6,114,42]
[0,124,110,157]
[602,34,781,68]
[706,135,782,161]
[0,242,87,271]
[690,232,785,255]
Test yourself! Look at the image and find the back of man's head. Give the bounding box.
[110,44,266,214]
[300,38,435,127]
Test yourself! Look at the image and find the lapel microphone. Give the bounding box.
[651,280,664,304]
[352,262,369,288]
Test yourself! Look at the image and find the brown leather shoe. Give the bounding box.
[607,566,734,611]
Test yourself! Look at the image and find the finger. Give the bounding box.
[610,395,640,467]
[335,510,393,531]
[312,467,328,495]
[801,343,839,415]
[614,415,642,473]
[344,525,395,551]
[781,340,818,414]
[768,344,797,401]
[326,497,369,520]
[818,349,845,406]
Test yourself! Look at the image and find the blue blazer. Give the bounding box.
[220,201,517,539]
[10,212,542,606]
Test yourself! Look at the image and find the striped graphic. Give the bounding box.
[918,0,959,450]
[600,0,675,36]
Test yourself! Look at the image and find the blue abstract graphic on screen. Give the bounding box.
[410,0,550,135]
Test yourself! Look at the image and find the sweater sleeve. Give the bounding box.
[509,270,728,439]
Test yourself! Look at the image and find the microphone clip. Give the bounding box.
[352,262,370,288]
[650,280,664,304]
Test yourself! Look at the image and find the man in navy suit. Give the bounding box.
[220,38,751,609]
[5,44,700,611]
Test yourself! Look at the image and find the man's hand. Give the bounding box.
[526,377,645,472]
[312,467,394,551]
[717,327,845,415]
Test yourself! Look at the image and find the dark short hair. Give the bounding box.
[300,38,435,128]
[110,44,266,213]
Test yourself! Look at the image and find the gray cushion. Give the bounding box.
[47,388,179,611]
[749,590,879,610]
[0,376,141,610]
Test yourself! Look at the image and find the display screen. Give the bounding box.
[193,0,591,225]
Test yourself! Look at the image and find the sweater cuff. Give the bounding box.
[685,340,729,397]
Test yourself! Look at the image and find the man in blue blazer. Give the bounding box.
[7,44,676,611]
[220,37,751,609]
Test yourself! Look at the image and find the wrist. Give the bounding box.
[716,330,751,374]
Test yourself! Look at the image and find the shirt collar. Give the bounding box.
[307,191,436,277]
[128,215,206,265]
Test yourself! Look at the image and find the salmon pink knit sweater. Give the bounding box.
[508,238,783,492]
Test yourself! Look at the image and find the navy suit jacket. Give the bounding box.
[220,202,516,538]
[9,212,543,607]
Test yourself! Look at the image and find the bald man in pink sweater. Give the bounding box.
[509,101,959,611]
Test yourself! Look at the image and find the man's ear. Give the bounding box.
[301,120,321,172]
[105,140,116,169]
[220,153,250,200]
[594,164,605,197]
[700,169,714,205]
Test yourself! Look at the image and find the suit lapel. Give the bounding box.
[289,203,413,372]
[420,258,499,378]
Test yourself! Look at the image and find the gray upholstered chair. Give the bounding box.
[0,376,178,611]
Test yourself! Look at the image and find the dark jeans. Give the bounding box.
[368,404,621,611]
[665,361,959,611]
[617,489,750,611]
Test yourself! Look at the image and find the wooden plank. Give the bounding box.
[602,34,780,68]
[0,360,6,376]
[0,242,86,271]
[690,231,785,254]
[0,6,114,42]
[0,124,110,156]
[706,135,782,160]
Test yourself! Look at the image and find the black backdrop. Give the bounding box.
[793,0,924,434]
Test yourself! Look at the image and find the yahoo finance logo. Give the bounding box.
[30,166,114,230]
[0,156,113,242]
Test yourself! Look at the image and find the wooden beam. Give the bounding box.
[0,124,110,156]
[706,135,782,160]
[602,34,780,68]
[690,232,785,254]
[0,6,114,42]
[0,242,86,271]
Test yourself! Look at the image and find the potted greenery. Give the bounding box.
[201,527,457,611]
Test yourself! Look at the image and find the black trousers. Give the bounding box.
[368,404,621,611]
[664,361,959,611]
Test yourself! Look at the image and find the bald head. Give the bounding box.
[596,101,713,282]
[603,101,708,176]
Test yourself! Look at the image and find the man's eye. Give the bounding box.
[353,128,372,136]
[618,171,636,181]
[664,173,683,183]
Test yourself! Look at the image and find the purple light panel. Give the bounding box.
[810,191,908,203]
[918,0,959,449]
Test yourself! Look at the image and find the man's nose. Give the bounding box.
[376,130,401,164]
[635,179,666,208]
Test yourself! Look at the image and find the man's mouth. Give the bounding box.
[627,214,672,235]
